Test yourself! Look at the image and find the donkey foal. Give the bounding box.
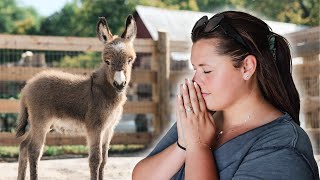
[16,15,137,180]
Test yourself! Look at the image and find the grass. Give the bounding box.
[0,144,146,159]
[0,146,19,158]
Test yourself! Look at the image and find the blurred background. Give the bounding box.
[0,0,319,179]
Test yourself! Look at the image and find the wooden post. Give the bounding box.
[156,31,170,135]
[151,40,159,136]
[303,55,319,128]
[302,55,320,154]
[286,27,320,154]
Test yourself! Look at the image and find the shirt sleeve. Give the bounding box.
[233,147,317,180]
[147,122,178,157]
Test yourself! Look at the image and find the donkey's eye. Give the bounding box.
[128,58,133,64]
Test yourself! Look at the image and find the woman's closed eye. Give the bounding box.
[193,68,212,74]
[203,68,213,74]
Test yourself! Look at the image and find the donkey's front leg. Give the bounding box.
[99,129,114,180]
[87,130,103,180]
[98,143,108,180]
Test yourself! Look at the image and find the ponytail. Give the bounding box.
[273,34,300,124]
[258,32,300,125]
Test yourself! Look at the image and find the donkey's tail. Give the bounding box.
[16,98,28,138]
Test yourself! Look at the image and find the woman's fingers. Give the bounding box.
[176,94,185,144]
[193,81,206,112]
[178,86,187,119]
[186,79,200,114]
[175,95,181,126]
[181,81,193,115]
[207,112,216,127]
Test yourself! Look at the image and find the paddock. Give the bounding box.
[0,26,319,179]
[0,26,319,151]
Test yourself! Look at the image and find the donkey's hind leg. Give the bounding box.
[17,134,31,180]
[27,127,49,180]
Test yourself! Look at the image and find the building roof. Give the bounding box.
[135,5,307,41]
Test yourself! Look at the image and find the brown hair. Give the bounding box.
[191,11,300,125]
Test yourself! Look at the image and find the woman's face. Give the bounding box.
[191,39,246,111]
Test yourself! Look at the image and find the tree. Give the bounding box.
[219,0,319,26]
[0,0,40,34]
[278,0,319,26]
[2,0,318,36]
[75,0,137,36]
[55,52,101,68]
[12,7,40,34]
[39,1,79,36]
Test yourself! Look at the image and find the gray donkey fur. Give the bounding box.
[16,15,137,180]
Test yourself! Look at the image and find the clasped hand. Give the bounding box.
[176,79,217,150]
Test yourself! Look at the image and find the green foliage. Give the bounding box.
[277,0,319,26]
[0,0,41,34]
[0,145,145,158]
[43,145,89,156]
[1,0,318,36]
[0,113,18,132]
[37,0,320,36]
[55,52,101,68]
[109,144,145,153]
[0,146,89,158]
[0,146,19,158]
[138,0,199,10]
[227,0,319,26]
[39,0,80,36]
[76,0,137,36]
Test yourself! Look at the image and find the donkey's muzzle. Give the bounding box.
[113,81,126,91]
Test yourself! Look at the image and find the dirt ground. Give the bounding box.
[0,156,143,180]
[1,155,319,180]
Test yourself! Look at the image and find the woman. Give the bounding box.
[132,11,319,180]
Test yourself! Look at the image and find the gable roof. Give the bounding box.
[135,5,307,41]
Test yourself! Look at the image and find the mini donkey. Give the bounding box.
[16,15,137,180]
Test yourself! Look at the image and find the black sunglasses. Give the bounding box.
[191,14,250,50]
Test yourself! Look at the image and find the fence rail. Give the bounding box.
[0,66,157,83]
[0,99,158,114]
[0,132,153,146]
[0,34,154,53]
[0,34,191,53]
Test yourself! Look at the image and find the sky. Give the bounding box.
[18,0,72,16]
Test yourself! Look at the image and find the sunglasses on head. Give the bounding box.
[191,14,250,50]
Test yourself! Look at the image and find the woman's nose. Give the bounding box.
[192,74,202,86]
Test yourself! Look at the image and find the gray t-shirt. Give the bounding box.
[148,112,319,180]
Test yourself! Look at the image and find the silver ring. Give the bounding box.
[185,106,193,112]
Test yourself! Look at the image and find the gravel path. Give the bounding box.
[0,157,143,180]
[1,155,319,179]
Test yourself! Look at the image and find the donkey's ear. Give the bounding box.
[121,15,137,42]
[96,17,113,43]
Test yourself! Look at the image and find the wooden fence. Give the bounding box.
[285,26,320,154]
[0,31,192,146]
[0,26,319,153]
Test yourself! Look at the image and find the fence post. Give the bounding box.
[156,30,170,135]
[301,55,320,154]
